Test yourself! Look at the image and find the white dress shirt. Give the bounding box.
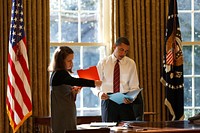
[91,54,139,97]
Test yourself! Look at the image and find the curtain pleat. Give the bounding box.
[0,0,50,132]
[111,0,170,121]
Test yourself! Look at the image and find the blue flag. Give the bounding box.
[160,0,184,120]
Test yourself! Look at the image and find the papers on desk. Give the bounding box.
[77,124,101,129]
[109,88,143,104]
[90,122,117,127]
[77,123,128,131]
[77,122,117,129]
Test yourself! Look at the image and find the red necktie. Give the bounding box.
[113,60,120,93]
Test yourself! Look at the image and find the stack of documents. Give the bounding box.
[77,122,117,129]
[90,122,117,127]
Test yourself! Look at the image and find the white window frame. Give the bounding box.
[178,0,200,119]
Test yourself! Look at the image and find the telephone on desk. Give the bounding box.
[188,113,200,123]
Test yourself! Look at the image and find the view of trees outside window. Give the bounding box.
[50,0,99,42]
[50,0,106,116]
[177,0,200,119]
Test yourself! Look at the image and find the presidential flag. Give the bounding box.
[160,0,184,120]
[6,0,32,132]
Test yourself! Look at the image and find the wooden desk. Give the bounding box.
[113,121,200,133]
[33,116,200,133]
[32,116,102,133]
[32,113,156,133]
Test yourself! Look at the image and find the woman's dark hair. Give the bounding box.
[115,37,130,46]
[48,46,74,72]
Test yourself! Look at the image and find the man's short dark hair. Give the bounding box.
[115,37,130,46]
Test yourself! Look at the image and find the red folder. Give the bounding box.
[77,66,100,80]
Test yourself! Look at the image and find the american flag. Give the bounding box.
[166,49,174,65]
[6,0,32,132]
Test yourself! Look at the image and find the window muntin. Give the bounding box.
[178,0,200,119]
[50,0,109,116]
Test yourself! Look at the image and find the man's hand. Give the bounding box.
[100,93,109,100]
[123,98,133,104]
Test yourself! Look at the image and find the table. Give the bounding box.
[32,113,156,133]
[111,120,200,133]
[33,117,200,133]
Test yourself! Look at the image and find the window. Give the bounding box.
[50,0,111,116]
[177,0,200,119]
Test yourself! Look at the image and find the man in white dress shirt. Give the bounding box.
[91,37,140,123]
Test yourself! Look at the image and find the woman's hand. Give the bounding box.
[71,86,82,101]
[94,80,102,87]
[72,86,82,94]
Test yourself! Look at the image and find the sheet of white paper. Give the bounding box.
[90,122,117,127]
[77,124,101,129]
[109,88,143,104]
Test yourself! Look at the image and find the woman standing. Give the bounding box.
[48,46,102,133]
